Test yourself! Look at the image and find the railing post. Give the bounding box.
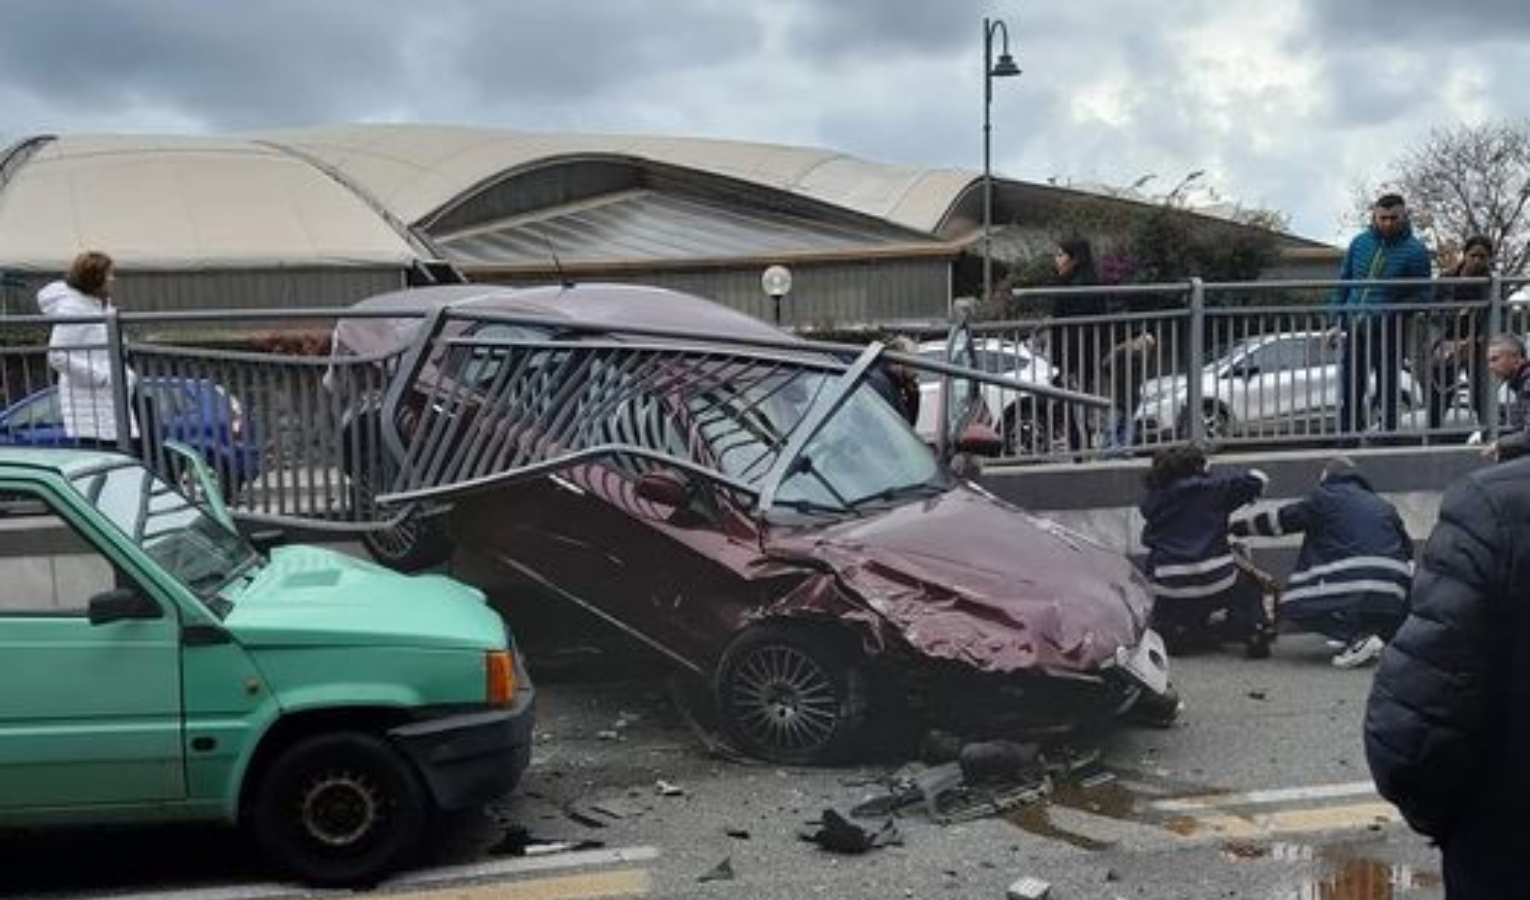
[1186,277,1206,445]
[1487,273,1505,442]
[104,308,134,453]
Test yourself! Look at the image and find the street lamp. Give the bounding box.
[982,16,1021,306]
[761,264,793,327]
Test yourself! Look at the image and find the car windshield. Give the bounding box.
[67,459,258,610]
[691,370,943,515]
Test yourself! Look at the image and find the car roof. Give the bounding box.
[338,282,795,354]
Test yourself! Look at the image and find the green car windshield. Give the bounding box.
[68,460,258,608]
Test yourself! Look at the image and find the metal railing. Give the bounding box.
[2,274,1526,534]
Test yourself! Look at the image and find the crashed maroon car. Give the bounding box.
[331,283,1172,764]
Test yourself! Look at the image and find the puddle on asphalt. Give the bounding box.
[1218,841,1442,899]
[1006,803,1113,851]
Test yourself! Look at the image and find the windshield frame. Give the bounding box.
[757,344,946,516]
[66,458,259,613]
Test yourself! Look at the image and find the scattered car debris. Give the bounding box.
[698,857,736,882]
[561,805,607,829]
[959,740,1041,783]
[800,809,901,854]
[597,729,623,741]
[725,828,752,840]
[655,779,686,797]
[588,796,647,820]
[489,825,606,858]
[1247,690,1268,701]
[1079,770,1118,790]
[1006,875,1052,900]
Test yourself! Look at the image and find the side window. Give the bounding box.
[10,392,61,428]
[0,489,121,616]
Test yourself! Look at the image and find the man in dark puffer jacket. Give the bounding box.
[1364,457,1530,898]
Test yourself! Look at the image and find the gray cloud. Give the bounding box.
[0,0,1524,243]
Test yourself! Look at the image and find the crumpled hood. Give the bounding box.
[765,484,1152,674]
[222,545,504,651]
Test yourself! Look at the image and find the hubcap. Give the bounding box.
[731,645,839,753]
[299,771,382,847]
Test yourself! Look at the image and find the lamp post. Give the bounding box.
[982,16,1021,306]
[761,264,793,327]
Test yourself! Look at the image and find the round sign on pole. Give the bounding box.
[761,264,793,298]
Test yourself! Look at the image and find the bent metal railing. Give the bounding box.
[0,305,1087,532]
[2,273,1526,533]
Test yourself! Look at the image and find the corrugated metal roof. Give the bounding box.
[253,124,977,235]
[0,134,421,272]
[435,188,928,267]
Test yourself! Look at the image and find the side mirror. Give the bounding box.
[88,587,162,626]
[249,529,288,555]
[955,423,1004,458]
[635,470,695,508]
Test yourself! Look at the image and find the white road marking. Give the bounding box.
[99,845,662,900]
[1150,780,1380,813]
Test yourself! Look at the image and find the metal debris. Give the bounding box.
[655,779,685,797]
[698,857,736,882]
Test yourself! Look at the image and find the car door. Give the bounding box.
[0,481,185,809]
[451,387,768,667]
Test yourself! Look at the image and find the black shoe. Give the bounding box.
[1244,628,1273,660]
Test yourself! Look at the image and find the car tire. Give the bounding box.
[252,731,428,887]
[348,441,453,572]
[1002,402,1053,456]
[1178,403,1231,443]
[715,624,869,765]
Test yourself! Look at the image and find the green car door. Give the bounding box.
[0,481,185,809]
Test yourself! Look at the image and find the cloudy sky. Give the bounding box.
[1,0,1525,244]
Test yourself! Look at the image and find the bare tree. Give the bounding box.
[1370,119,1530,276]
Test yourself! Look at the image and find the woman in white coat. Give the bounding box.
[36,251,138,449]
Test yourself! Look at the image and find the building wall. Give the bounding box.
[1,267,408,316]
[470,257,953,328]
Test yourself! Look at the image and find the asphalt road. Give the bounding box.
[4,629,1443,900]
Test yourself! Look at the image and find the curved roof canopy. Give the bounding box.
[0,134,423,272]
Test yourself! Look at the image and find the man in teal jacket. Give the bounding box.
[1331,194,1432,440]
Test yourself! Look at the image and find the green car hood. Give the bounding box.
[221,545,504,651]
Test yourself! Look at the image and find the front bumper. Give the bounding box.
[389,681,536,811]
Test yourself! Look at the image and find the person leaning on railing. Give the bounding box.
[1428,235,1495,429]
[35,250,141,452]
[1328,194,1432,441]
[1481,333,1530,463]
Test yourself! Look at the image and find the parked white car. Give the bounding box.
[914,338,1058,453]
[1133,330,1460,441]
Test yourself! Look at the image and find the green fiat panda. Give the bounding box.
[0,446,534,885]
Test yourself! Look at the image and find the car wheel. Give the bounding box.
[715,624,869,765]
[351,457,453,572]
[1178,403,1231,443]
[252,731,427,887]
[1002,403,1053,456]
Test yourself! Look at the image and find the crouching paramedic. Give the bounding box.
[1231,456,1413,668]
[1140,446,1274,658]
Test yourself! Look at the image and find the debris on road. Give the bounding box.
[725,828,752,840]
[655,779,686,797]
[1006,875,1052,900]
[800,808,901,854]
[698,856,736,882]
[488,825,605,858]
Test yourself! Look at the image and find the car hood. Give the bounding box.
[764,484,1152,675]
[222,545,503,651]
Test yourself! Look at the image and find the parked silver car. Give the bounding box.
[1133,330,1453,441]
[914,338,1058,453]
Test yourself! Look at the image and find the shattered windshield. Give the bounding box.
[692,370,942,514]
[68,460,258,609]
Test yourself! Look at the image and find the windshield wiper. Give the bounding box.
[769,497,851,518]
[846,480,944,511]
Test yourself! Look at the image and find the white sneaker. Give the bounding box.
[1332,635,1385,669]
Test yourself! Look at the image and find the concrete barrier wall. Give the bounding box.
[977,445,1492,580]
